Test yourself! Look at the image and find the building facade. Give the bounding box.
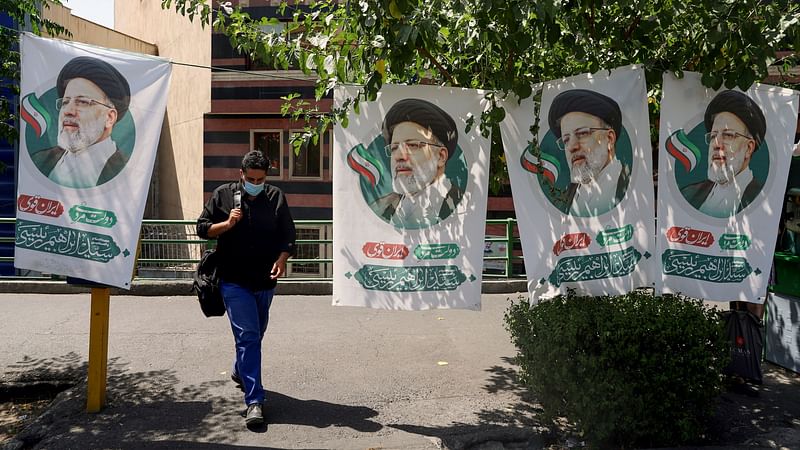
[205,0,518,276]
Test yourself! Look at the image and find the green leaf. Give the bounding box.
[737,69,756,90]
[397,25,414,46]
[514,83,533,101]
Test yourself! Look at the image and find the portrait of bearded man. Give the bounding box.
[547,89,630,216]
[371,98,464,228]
[31,56,131,188]
[681,90,767,218]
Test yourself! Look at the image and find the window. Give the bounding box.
[289,130,323,179]
[251,130,282,178]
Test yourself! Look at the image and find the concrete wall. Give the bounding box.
[114,0,211,220]
[42,3,157,55]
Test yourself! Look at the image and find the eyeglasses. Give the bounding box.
[555,127,611,150]
[56,96,114,111]
[704,130,753,145]
[384,140,443,157]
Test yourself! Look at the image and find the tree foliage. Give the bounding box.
[164,0,800,189]
[0,0,70,146]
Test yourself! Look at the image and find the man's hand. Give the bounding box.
[227,208,242,229]
[270,252,290,279]
[207,208,241,238]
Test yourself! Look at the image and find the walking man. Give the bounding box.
[197,151,296,426]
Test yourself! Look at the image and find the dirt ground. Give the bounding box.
[0,399,51,443]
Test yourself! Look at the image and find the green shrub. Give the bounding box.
[505,290,728,448]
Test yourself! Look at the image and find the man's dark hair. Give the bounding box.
[241,150,268,171]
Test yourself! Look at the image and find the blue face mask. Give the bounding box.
[242,179,265,196]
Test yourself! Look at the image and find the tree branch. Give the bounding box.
[586,5,596,38]
[506,50,515,75]
[417,46,457,86]
[624,15,641,40]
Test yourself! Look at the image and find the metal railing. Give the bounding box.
[0,218,525,281]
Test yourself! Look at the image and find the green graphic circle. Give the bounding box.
[24,88,135,188]
[534,126,633,217]
[674,123,769,218]
[357,134,468,230]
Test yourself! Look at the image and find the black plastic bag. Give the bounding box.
[722,310,763,384]
[193,249,226,317]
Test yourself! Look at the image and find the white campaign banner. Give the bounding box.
[500,66,656,301]
[16,33,171,288]
[333,85,490,309]
[657,73,798,303]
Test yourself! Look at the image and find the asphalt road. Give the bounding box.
[0,292,543,449]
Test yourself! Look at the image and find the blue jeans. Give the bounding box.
[220,281,274,406]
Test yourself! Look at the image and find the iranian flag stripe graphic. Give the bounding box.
[521,150,560,184]
[666,129,700,172]
[21,94,50,138]
[347,145,382,187]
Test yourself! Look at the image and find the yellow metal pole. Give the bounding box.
[86,287,110,413]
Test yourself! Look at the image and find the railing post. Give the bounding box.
[506,218,514,278]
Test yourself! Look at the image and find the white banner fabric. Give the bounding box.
[500,66,656,301]
[16,34,172,288]
[332,85,491,309]
[657,72,798,303]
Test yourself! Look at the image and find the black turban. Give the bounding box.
[704,90,766,148]
[57,56,131,122]
[548,89,622,139]
[382,98,458,159]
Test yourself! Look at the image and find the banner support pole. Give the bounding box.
[86,287,110,413]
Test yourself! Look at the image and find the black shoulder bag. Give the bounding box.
[193,248,225,317]
[193,189,241,317]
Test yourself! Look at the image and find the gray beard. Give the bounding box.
[571,163,597,184]
[57,121,105,153]
[707,163,738,185]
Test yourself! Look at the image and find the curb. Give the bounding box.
[0,279,528,296]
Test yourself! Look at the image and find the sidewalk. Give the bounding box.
[2,292,799,450]
[0,292,544,449]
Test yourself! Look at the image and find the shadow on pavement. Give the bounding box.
[703,363,800,447]
[393,358,800,450]
[2,353,380,449]
[478,357,546,429]
[0,352,86,384]
[265,391,382,432]
[99,441,316,450]
[390,357,551,449]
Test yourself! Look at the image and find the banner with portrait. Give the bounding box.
[500,65,656,301]
[657,72,798,303]
[332,85,491,309]
[16,33,171,289]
